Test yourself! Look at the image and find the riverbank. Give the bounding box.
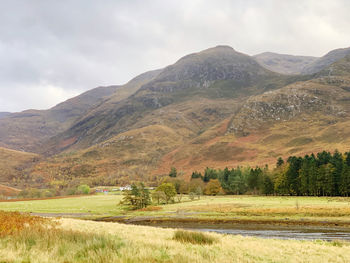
[1,195,350,227]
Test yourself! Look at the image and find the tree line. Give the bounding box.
[186,150,350,197]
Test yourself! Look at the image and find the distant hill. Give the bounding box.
[0,112,11,119]
[254,52,318,75]
[0,70,160,152]
[301,47,350,74]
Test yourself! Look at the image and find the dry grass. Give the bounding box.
[0,211,123,263]
[0,214,350,262]
[0,211,52,236]
[138,206,162,212]
[173,230,216,245]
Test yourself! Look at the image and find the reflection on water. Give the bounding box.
[189,227,350,241]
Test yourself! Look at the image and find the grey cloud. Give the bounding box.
[0,0,349,111]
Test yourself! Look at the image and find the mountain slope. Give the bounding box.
[2,45,350,187]
[0,147,39,188]
[45,46,301,153]
[0,70,160,153]
[254,52,318,75]
[301,47,350,74]
[154,56,350,174]
[0,113,11,119]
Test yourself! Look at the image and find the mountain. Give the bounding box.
[0,112,11,119]
[44,46,300,154]
[1,45,350,189]
[154,55,350,174]
[301,47,350,75]
[254,52,318,75]
[0,69,160,152]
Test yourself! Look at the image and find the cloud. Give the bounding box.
[0,0,349,111]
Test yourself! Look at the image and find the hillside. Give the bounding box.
[155,56,350,174]
[0,70,160,153]
[44,46,299,154]
[301,47,350,75]
[254,52,318,75]
[0,147,39,189]
[1,46,350,187]
[0,113,10,119]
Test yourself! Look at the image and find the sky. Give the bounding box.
[0,0,350,112]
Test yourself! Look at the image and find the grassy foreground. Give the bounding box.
[1,217,350,263]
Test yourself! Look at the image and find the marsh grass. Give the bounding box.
[173,230,216,245]
[0,211,124,263]
[4,227,124,263]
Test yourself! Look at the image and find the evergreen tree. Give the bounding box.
[276,157,284,167]
[340,164,350,196]
[169,167,177,178]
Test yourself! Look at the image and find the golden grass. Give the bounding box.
[58,218,350,262]
[173,230,216,245]
[0,213,350,262]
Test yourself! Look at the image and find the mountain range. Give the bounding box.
[1,45,350,188]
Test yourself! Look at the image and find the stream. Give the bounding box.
[130,221,350,241]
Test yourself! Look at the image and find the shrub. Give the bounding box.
[156,183,176,204]
[76,184,90,195]
[173,230,216,245]
[189,192,195,200]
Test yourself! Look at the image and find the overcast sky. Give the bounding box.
[0,0,349,112]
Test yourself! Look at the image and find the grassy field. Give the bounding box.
[1,196,350,262]
[0,195,124,215]
[1,195,350,225]
[1,216,350,263]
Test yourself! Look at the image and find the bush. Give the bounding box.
[76,185,90,195]
[189,192,195,200]
[173,230,216,245]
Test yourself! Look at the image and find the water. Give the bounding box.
[130,221,350,241]
[188,227,350,241]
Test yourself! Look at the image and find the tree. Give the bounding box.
[247,167,262,194]
[261,175,274,195]
[340,164,350,196]
[76,184,90,195]
[299,160,310,195]
[205,179,222,195]
[276,157,284,167]
[156,183,177,204]
[169,167,177,178]
[152,190,166,205]
[189,178,205,194]
[121,183,151,209]
[191,171,202,179]
[203,167,218,182]
[195,186,203,199]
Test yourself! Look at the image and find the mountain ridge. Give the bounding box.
[1,45,350,189]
